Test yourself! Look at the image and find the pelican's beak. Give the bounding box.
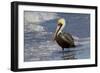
[53,23,62,40]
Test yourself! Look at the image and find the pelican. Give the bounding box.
[54,18,75,51]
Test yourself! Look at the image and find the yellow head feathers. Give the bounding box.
[58,18,66,25]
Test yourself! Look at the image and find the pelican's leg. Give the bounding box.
[62,48,64,51]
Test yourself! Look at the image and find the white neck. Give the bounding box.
[57,24,65,35]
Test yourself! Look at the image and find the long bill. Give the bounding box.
[53,24,62,40]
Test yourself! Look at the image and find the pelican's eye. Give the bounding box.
[58,23,62,26]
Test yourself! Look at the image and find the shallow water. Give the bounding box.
[24,32,90,62]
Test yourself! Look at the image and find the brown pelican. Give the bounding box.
[54,18,75,51]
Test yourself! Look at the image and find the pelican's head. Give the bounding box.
[53,18,66,40]
[57,18,66,28]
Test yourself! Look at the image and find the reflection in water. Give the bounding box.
[62,50,76,60]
